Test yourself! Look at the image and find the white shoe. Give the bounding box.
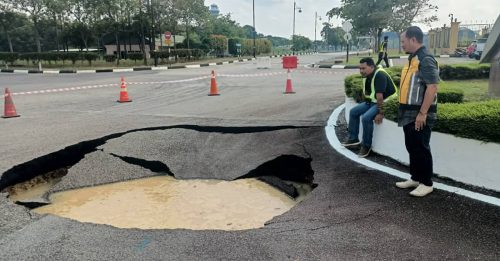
[395,179,419,189]
[409,184,433,197]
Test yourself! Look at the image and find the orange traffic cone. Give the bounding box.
[117,76,132,103]
[2,88,20,118]
[208,70,220,96]
[284,69,295,94]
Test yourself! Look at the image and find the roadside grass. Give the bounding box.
[440,79,490,102]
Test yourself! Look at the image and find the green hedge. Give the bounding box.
[344,74,464,104]
[150,49,206,59]
[128,53,144,62]
[382,98,500,143]
[437,87,464,103]
[439,64,490,80]
[0,52,19,63]
[434,100,500,143]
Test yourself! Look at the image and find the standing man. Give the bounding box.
[395,26,439,197]
[376,36,390,68]
[342,57,397,157]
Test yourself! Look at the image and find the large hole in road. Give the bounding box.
[1,125,316,231]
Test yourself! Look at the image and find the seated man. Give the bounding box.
[342,57,397,157]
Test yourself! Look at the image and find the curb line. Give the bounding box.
[325,103,500,207]
[1,53,317,75]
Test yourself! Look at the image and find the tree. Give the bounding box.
[328,0,438,52]
[8,0,47,69]
[93,0,138,64]
[44,0,69,52]
[209,34,227,57]
[0,11,27,53]
[327,0,393,51]
[291,35,312,52]
[266,36,290,47]
[388,0,438,53]
[173,0,209,57]
[68,0,96,51]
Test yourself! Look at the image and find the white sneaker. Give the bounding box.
[395,179,419,189]
[409,184,434,197]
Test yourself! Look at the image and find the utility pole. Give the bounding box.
[149,0,158,66]
[139,0,147,65]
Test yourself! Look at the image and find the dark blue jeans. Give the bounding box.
[403,123,433,186]
[348,102,379,147]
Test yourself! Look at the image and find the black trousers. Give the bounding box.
[376,52,389,68]
[403,123,433,186]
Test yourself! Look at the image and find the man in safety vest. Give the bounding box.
[395,26,439,197]
[342,57,397,157]
[376,36,390,68]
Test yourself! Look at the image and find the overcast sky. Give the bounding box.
[209,0,499,39]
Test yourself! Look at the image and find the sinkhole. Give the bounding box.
[1,125,317,231]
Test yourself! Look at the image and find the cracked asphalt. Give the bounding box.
[0,54,499,260]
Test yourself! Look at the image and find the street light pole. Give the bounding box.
[292,1,301,55]
[253,0,256,58]
[315,12,321,53]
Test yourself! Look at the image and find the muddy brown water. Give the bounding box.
[32,176,308,230]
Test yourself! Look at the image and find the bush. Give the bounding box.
[61,52,81,65]
[128,53,144,63]
[344,74,364,102]
[19,53,39,63]
[437,87,464,103]
[152,49,205,59]
[383,98,399,122]
[228,38,241,56]
[0,52,19,64]
[383,99,500,143]
[382,64,489,81]
[344,73,463,104]
[439,64,490,80]
[435,100,500,143]
[104,55,116,63]
[83,52,99,66]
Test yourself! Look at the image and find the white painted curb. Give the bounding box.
[152,67,168,71]
[326,103,500,207]
[113,68,134,73]
[77,70,97,74]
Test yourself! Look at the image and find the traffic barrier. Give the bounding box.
[256,57,272,69]
[284,69,295,94]
[117,77,132,103]
[2,88,20,118]
[208,70,220,96]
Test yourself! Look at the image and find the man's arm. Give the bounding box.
[374,93,384,124]
[373,73,387,124]
[415,84,438,129]
[415,56,440,130]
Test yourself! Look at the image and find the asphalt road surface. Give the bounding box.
[0,54,499,260]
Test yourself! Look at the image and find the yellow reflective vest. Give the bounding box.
[362,66,398,103]
[399,54,438,107]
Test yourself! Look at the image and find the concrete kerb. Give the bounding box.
[326,103,500,207]
[0,54,319,74]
